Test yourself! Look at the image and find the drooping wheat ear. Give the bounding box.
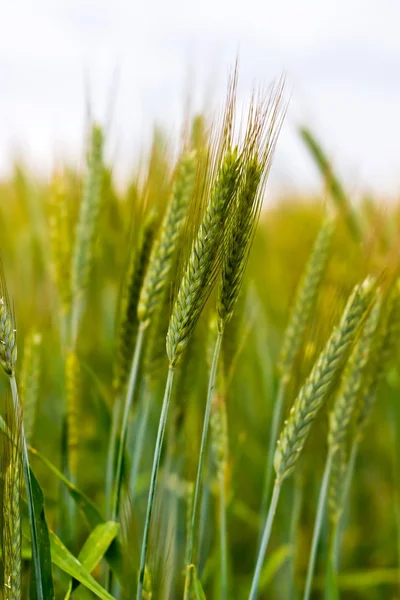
[138,150,197,326]
[2,402,22,600]
[274,277,375,483]
[278,216,335,378]
[48,171,73,312]
[328,293,382,524]
[65,350,80,479]
[113,210,159,392]
[357,280,400,436]
[20,332,42,444]
[70,124,104,346]
[217,84,285,331]
[166,148,241,367]
[300,127,362,242]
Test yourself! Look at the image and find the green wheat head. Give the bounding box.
[138,150,198,326]
[328,293,382,523]
[357,279,400,435]
[278,216,335,378]
[274,277,375,483]
[166,147,241,367]
[113,210,158,392]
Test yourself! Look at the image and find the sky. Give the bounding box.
[1,0,400,196]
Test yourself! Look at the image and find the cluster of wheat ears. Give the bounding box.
[0,66,399,600]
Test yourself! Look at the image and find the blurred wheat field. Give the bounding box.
[0,72,400,600]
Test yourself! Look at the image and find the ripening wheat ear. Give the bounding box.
[138,150,198,326]
[166,147,241,367]
[357,279,400,436]
[328,293,382,524]
[113,209,159,393]
[249,276,375,600]
[70,123,104,347]
[260,215,335,532]
[274,277,376,483]
[303,292,382,600]
[2,396,22,600]
[48,171,73,316]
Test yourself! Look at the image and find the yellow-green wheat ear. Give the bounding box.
[357,279,400,435]
[300,127,362,242]
[328,292,382,524]
[70,123,104,346]
[20,332,42,444]
[138,150,198,326]
[278,216,335,378]
[217,157,263,329]
[274,276,375,483]
[48,171,73,313]
[0,265,17,377]
[166,147,241,367]
[65,350,80,479]
[2,400,22,600]
[113,210,159,392]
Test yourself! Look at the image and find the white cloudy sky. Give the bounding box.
[1,0,400,195]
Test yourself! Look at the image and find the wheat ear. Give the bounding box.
[166,147,241,367]
[113,209,158,393]
[303,293,381,600]
[261,215,335,534]
[249,277,375,600]
[70,124,104,347]
[274,277,375,483]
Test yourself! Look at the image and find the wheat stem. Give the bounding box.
[186,331,223,571]
[137,366,175,600]
[249,479,282,600]
[220,475,228,600]
[259,376,288,542]
[111,322,146,521]
[303,451,333,600]
[329,440,358,574]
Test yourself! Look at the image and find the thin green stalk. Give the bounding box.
[329,441,358,573]
[219,475,228,600]
[129,380,151,500]
[105,395,122,517]
[136,366,175,600]
[10,375,43,600]
[111,322,146,521]
[186,331,224,576]
[249,479,282,600]
[288,477,304,598]
[259,376,288,542]
[303,452,333,600]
